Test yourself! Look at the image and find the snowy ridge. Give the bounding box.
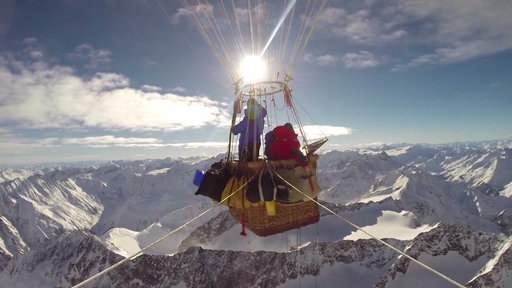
[0,141,511,287]
[0,174,102,248]
[443,148,512,194]
[466,236,512,287]
[0,231,123,288]
[375,223,502,287]
[0,225,506,288]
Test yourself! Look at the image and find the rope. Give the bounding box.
[297,228,302,288]
[72,172,256,288]
[314,222,319,288]
[287,0,328,74]
[270,166,466,288]
[172,1,327,82]
[291,93,329,142]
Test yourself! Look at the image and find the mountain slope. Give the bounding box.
[1,224,508,288]
[0,141,511,287]
[0,173,102,249]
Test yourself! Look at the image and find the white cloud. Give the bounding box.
[303,125,353,139]
[307,51,385,68]
[342,51,381,69]
[171,3,213,24]
[397,0,512,66]
[169,142,227,149]
[0,127,12,134]
[88,72,130,92]
[315,54,339,66]
[67,43,112,69]
[63,135,163,148]
[0,132,226,154]
[318,7,346,26]
[172,86,187,93]
[304,53,346,66]
[321,8,406,45]
[318,1,512,68]
[0,133,60,156]
[141,85,162,92]
[0,50,230,132]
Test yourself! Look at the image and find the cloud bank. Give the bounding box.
[315,0,512,69]
[0,41,230,133]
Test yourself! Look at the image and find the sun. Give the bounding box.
[239,55,266,83]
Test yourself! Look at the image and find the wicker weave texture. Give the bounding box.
[229,200,319,236]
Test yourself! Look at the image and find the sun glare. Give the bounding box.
[239,55,266,83]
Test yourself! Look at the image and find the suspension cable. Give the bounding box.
[173,1,327,82]
[270,166,466,288]
[287,0,328,74]
[297,227,302,288]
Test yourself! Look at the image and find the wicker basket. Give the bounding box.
[229,199,319,237]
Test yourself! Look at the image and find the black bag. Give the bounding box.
[246,167,289,203]
[194,162,230,202]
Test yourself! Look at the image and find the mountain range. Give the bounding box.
[0,140,511,287]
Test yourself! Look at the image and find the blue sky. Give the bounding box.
[1,0,511,166]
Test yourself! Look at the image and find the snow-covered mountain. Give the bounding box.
[0,141,511,287]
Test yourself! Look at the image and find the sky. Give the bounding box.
[1,0,511,166]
